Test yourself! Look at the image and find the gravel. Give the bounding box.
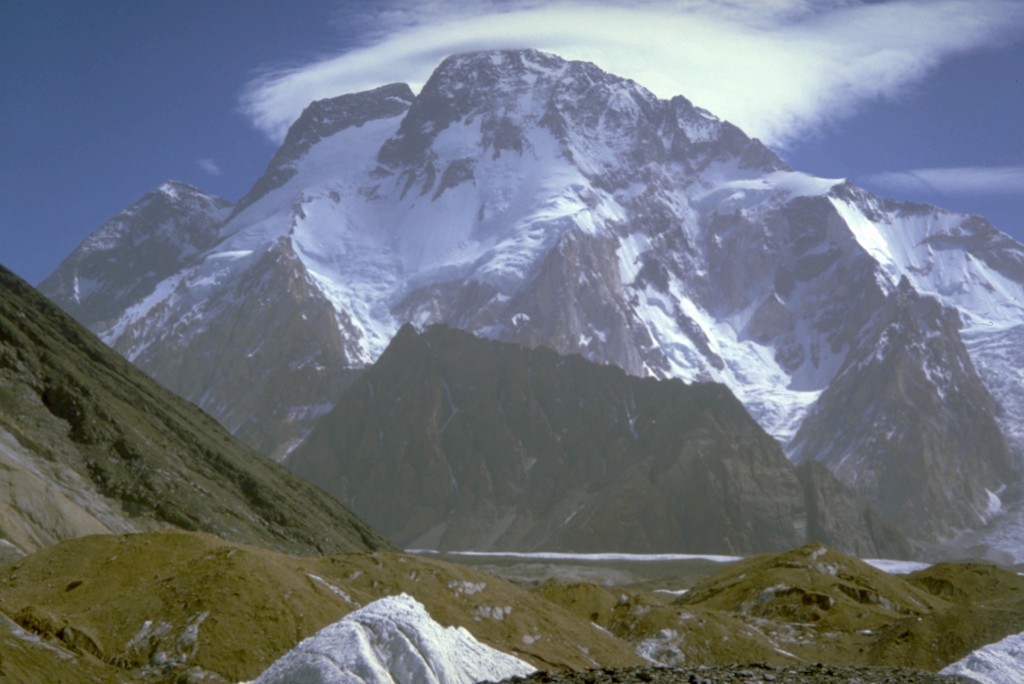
[490,663,980,684]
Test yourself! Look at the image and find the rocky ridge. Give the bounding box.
[287,324,909,557]
[41,180,232,330]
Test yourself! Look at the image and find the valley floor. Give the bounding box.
[3,533,1023,683]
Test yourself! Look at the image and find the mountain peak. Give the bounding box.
[378,47,782,184]
[234,82,415,216]
[38,182,231,326]
[155,179,208,199]
[291,82,415,147]
[428,48,575,89]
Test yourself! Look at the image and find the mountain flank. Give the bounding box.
[791,276,1017,540]
[0,264,388,556]
[287,324,909,558]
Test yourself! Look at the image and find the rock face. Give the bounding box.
[252,594,536,684]
[0,264,389,556]
[40,49,1024,549]
[791,277,1016,541]
[39,180,232,330]
[287,325,909,557]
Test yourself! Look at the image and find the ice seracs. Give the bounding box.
[250,594,536,684]
[940,629,1024,684]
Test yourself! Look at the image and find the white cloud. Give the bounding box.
[863,165,1024,195]
[197,158,222,176]
[239,0,1024,148]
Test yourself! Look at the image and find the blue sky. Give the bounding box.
[2,0,1022,285]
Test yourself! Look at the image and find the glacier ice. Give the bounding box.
[250,593,535,684]
[941,629,1024,684]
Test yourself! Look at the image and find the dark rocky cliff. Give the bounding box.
[288,325,909,557]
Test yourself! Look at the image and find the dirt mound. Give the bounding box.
[0,531,641,682]
[679,543,946,629]
[866,561,1024,671]
[532,544,1024,672]
[673,544,1024,670]
[535,579,790,667]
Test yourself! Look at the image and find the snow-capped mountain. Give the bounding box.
[250,593,536,684]
[42,180,233,330]
[40,49,1024,550]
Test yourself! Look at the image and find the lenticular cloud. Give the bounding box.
[239,0,1024,148]
[864,165,1024,196]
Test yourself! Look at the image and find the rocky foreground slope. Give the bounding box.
[535,543,1024,674]
[495,664,977,684]
[0,264,387,556]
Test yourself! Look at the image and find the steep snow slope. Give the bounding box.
[251,594,536,684]
[941,629,1024,684]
